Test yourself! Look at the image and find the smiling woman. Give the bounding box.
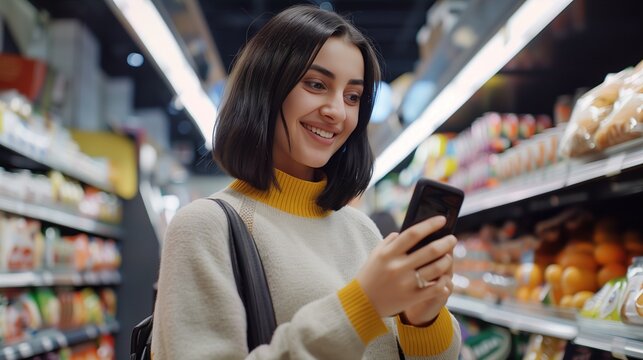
[152,5,461,359]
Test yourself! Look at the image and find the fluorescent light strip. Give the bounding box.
[370,0,573,187]
[107,0,216,149]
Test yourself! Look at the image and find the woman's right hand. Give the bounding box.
[355,216,457,318]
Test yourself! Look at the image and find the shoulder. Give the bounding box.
[161,197,233,257]
[337,205,383,239]
[168,198,226,234]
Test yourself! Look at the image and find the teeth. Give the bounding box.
[304,124,334,139]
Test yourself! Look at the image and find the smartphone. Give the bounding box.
[400,178,465,253]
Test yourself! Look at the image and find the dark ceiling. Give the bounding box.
[199,0,434,81]
[24,0,433,174]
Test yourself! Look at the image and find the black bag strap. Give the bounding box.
[210,198,277,351]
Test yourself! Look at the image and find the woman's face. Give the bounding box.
[273,36,365,181]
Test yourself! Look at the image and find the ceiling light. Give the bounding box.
[126,52,144,67]
[370,0,574,187]
[106,0,217,149]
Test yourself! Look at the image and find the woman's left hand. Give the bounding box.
[400,249,454,327]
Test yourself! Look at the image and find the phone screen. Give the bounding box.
[401,179,464,253]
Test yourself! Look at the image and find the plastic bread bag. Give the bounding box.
[559,69,630,157]
[594,93,643,150]
[594,62,643,150]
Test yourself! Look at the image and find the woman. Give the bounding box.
[152,5,460,359]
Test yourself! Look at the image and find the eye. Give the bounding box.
[345,93,362,105]
[304,80,326,91]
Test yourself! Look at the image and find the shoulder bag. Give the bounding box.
[130,198,277,359]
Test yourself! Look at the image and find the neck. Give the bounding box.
[229,169,331,218]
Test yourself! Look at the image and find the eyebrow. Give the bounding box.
[309,64,364,86]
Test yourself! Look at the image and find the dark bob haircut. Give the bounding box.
[213,5,381,211]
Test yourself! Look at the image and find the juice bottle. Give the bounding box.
[621,257,643,325]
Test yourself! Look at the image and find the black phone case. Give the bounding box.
[401,179,464,253]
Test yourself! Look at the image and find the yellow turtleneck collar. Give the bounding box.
[228,169,332,218]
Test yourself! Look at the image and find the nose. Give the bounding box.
[320,92,346,122]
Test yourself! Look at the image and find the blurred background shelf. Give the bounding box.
[460,138,643,217]
[0,117,114,193]
[448,294,643,357]
[0,195,121,238]
[0,270,121,288]
[0,319,119,360]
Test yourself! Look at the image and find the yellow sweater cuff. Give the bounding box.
[337,279,388,344]
[396,307,454,356]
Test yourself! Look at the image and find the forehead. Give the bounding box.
[311,37,364,81]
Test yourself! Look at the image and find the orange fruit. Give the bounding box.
[597,263,627,287]
[549,285,563,305]
[561,266,597,295]
[559,251,598,271]
[516,286,531,302]
[636,291,643,316]
[560,295,574,308]
[545,264,563,286]
[566,241,595,254]
[594,243,627,266]
[572,291,594,309]
[515,263,543,288]
[530,286,543,303]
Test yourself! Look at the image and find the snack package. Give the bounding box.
[559,69,630,157]
[594,94,642,149]
[594,88,643,150]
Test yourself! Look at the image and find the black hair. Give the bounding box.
[213,5,381,210]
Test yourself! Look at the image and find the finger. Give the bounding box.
[419,274,450,298]
[409,235,457,269]
[391,216,446,254]
[382,232,399,246]
[417,254,453,283]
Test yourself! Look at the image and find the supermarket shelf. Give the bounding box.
[0,270,121,288]
[0,111,114,193]
[0,320,119,360]
[575,318,643,359]
[447,294,578,339]
[448,295,643,357]
[0,195,121,238]
[460,139,643,217]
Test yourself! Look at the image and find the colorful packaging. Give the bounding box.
[620,256,643,325]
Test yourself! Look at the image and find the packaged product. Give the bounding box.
[522,334,567,360]
[559,69,630,157]
[596,277,627,321]
[81,288,104,325]
[20,292,43,331]
[594,93,643,150]
[34,288,61,328]
[580,279,614,318]
[460,326,512,360]
[620,256,643,325]
[99,288,117,317]
[2,217,36,271]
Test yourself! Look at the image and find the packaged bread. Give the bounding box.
[559,69,630,157]
[594,62,643,150]
[594,93,643,150]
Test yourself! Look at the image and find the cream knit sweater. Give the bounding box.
[151,170,461,359]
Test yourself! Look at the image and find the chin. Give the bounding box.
[301,156,332,170]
